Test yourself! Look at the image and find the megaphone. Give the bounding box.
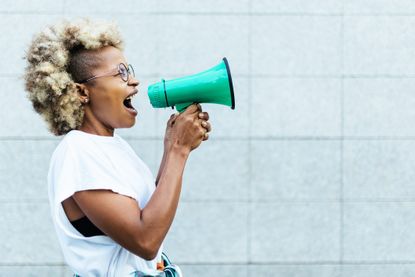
[147,57,235,113]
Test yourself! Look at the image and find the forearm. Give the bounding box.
[155,148,168,186]
[139,145,189,255]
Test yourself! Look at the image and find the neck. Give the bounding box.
[78,108,114,137]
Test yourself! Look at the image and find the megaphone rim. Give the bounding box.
[222,57,235,110]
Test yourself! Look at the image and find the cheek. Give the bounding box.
[93,82,125,110]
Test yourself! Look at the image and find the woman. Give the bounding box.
[23,18,211,276]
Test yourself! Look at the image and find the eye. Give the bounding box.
[119,64,128,81]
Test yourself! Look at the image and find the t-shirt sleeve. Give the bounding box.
[53,140,138,203]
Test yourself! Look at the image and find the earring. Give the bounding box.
[84,98,89,103]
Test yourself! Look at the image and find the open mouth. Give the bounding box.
[123,91,137,112]
[123,97,134,109]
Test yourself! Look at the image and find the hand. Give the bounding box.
[163,112,180,152]
[163,103,212,153]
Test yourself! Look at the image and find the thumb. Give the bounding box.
[182,103,201,115]
[167,112,180,126]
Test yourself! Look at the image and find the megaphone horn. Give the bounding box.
[147,57,235,113]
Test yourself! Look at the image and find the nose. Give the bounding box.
[128,75,140,87]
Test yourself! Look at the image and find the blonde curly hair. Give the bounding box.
[23,18,124,136]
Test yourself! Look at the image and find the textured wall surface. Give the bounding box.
[1,0,415,276]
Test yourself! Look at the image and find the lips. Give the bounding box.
[125,89,138,99]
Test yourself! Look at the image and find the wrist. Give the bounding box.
[167,143,190,157]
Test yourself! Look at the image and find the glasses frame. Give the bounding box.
[78,63,135,84]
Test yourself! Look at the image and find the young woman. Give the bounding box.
[23,18,211,277]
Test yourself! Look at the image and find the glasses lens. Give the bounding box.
[119,64,128,82]
[128,64,135,78]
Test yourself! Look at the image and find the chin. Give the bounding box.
[114,118,136,129]
[125,118,136,128]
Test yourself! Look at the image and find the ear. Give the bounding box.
[75,83,90,103]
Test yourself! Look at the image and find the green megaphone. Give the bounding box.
[147,57,235,113]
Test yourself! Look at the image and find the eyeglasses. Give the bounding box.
[79,63,135,83]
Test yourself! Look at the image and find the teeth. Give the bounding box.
[126,93,136,101]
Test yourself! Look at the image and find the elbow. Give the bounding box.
[135,237,159,261]
[141,246,158,261]
[143,250,158,261]
[134,213,161,260]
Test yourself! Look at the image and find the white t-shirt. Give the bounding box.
[47,129,164,277]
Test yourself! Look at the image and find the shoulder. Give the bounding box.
[50,130,95,163]
[114,134,133,151]
[63,129,90,146]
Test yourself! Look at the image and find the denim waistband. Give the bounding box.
[72,252,182,277]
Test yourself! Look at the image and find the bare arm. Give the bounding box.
[155,149,168,187]
[140,145,189,254]
[72,145,189,260]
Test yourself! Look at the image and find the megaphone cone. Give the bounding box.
[148,57,235,113]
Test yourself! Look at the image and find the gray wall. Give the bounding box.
[1,0,415,276]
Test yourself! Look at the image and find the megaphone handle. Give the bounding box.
[175,102,195,113]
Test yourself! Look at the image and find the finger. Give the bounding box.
[203,132,209,141]
[201,120,211,132]
[198,112,209,121]
[167,115,174,126]
[205,121,212,132]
